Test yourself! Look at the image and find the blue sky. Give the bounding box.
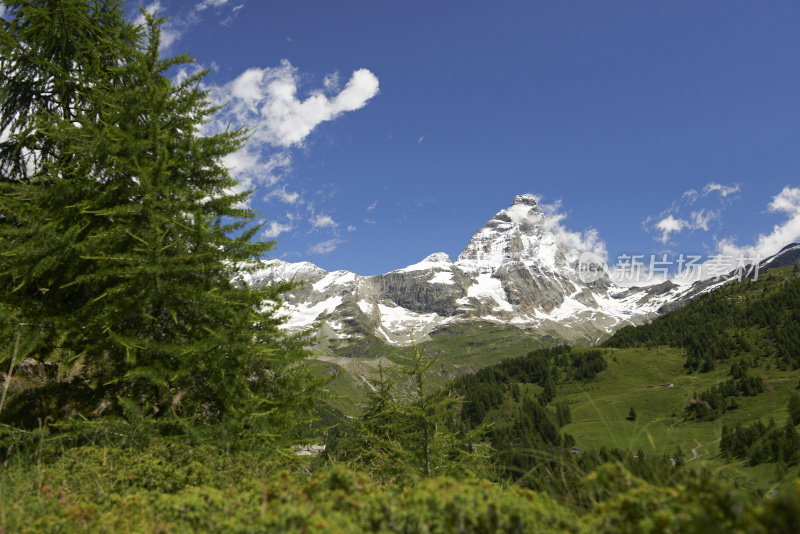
[133,1,800,276]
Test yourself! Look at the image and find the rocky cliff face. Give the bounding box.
[242,195,799,349]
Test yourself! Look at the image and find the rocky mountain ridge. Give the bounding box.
[239,195,800,349]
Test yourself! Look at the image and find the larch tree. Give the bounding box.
[0,1,318,436]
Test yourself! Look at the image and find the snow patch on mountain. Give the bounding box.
[312,270,357,292]
[281,295,343,330]
[400,252,453,272]
[466,273,513,312]
[376,303,449,344]
[429,271,455,285]
[357,300,373,314]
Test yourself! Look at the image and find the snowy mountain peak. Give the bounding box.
[512,193,539,209]
[251,194,786,350]
[455,194,566,272]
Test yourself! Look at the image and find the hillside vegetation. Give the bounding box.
[446,266,800,496]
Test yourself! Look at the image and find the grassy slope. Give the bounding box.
[458,268,800,491]
[313,322,551,415]
[557,346,800,491]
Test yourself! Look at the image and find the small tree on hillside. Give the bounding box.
[788,392,800,426]
[325,347,488,481]
[324,364,416,482]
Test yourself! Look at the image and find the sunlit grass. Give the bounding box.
[557,346,800,490]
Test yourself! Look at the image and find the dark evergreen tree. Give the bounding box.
[0,4,318,435]
[324,364,416,481]
[0,0,140,180]
[788,392,800,426]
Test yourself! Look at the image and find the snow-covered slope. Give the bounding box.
[246,195,798,348]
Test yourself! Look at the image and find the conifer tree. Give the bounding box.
[324,363,415,481]
[0,0,139,180]
[0,3,318,434]
[0,0,141,359]
[788,392,800,426]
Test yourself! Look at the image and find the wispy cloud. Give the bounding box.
[716,186,800,260]
[655,215,689,244]
[367,200,378,212]
[220,4,244,26]
[538,197,607,260]
[219,150,290,203]
[195,0,230,11]
[703,182,740,198]
[265,185,301,204]
[262,220,293,239]
[309,239,343,254]
[646,182,738,243]
[691,209,718,231]
[653,210,719,244]
[309,213,338,230]
[323,72,340,91]
[135,1,245,51]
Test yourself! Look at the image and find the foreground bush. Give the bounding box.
[2,443,799,533]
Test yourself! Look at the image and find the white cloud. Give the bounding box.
[195,0,230,11]
[134,0,243,51]
[265,185,301,204]
[768,185,800,214]
[211,60,379,148]
[716,186,800,261]
[650,210,719,244]
[203,62,378,231]
[347,225,356,232]
[309,213,338,230]
[655,215,689,244]
[647,183,738,243]
[262,220,293,239]
[682,189,699,203]
[221,4,244,25]
[205,62,378,215]
[367,200,378,212]
[323,72,340,91]
[690,209,718,231]
[309,239,343,254]
[538,198,608,260]
[172,62,206,86]
[220,150,289,205]
[703,182,740,198]
[418,135,425,143]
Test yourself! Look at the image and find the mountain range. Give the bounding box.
[240,194,800,353]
